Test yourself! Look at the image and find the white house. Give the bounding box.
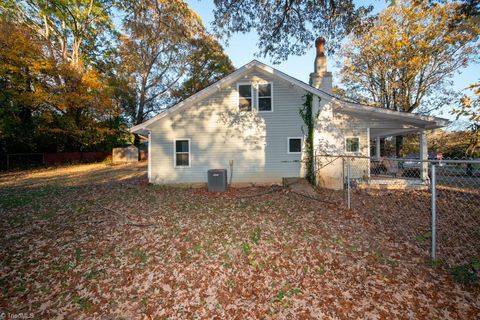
[131,38,447,189]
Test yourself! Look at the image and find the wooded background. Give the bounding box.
[0,0,478,169]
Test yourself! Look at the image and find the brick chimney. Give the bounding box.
[309,37,332,93]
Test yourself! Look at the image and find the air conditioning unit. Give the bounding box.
[207,169,228,192]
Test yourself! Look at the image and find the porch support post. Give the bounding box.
[375,137,381,159]
[420,131,428,181]
[148,131,152,183]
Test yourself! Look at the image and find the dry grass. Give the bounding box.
[0,163,479,318]
[0,162,147,190]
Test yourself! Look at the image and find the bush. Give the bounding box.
[451,257,479,284]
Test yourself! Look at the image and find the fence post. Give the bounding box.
[431,164,437,260]
[347,157,351,209]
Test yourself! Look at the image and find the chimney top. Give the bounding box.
[315,37,325,57]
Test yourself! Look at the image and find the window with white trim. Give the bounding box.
[257,83,272,112]
[288,137,302,154]
[238,84,252,111]
[175,139,190,167]
[345,137,360,153]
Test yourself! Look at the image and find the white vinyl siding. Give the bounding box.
[148,69,305,184]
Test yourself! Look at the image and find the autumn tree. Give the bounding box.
[339,1,479,155]
[0,0,125,152]
[0,21,51,154]
[211,0,373,62]
[117,0,204,130]
[172,35,234,101]
[117,0,234,144]
[452,81,480,157]
[3,0,114,69]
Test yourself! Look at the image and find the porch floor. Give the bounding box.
[357,176,428,190]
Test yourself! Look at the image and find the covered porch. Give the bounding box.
[337,103,448,190]
[365,128,430,189]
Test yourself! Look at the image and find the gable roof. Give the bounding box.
[130,60,448,134]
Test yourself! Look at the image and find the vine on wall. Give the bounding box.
[299,93,318,185]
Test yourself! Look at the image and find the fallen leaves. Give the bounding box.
[0,163,479,318]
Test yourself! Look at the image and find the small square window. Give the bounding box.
[175,139,190,167]
[258,83,272,112]
[345,137,360,153]
[238,84,252,111]
[288,138,302,154]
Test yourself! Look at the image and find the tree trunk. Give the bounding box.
[395,135,403,157]
[133,134,141,147]
[380,138,386,156]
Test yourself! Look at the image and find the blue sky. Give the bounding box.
[186,0,479,124]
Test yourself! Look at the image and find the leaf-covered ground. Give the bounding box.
[316,185,480,268]
[1,163,479,319]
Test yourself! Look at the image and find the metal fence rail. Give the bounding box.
[315,154,480,271]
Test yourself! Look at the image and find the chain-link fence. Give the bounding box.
[315,154,480,272]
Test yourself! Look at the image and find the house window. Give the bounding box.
[345,137,360,153]
[238,84,252,111]
[175,139,190,167]
[257,83,272,112]
[288,137,302,154]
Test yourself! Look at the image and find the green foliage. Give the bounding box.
[133,249,149,264]
[241,242,251,256]
[471,257,480,271]
[73,296,92,311]
[275,290,285,301]
[315,264,326,275]
[118,0,204,126]
[415,232,432,242]
[450,257,479,284]
[251,226,261,245]
[172,35,234,101]
[427,259,443,268]
[85,268,103,280]
[299,93,317,185]
[451,264,478,285]
[74,248,83,262]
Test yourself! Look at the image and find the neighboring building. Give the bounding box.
[131,38,447,189]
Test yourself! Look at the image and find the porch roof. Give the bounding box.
[334,104,448,139]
